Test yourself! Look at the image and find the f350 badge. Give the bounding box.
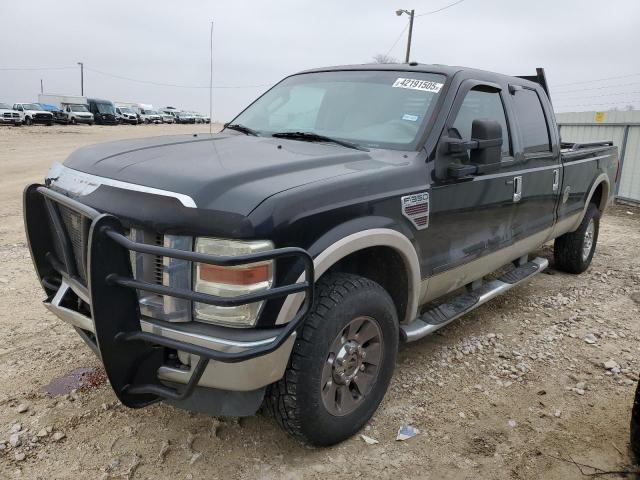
[401,192,429,230]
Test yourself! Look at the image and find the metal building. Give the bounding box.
[556,110,640,204]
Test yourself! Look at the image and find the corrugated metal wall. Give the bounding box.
[556,110,640,203]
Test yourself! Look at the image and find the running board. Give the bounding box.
[401,257,548,342]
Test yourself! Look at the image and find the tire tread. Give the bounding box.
[265,273,385,440]
[554,203,600,274]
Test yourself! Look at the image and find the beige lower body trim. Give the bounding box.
[420,228,552,304]
[275,228,422,325]
[547,212,581,242]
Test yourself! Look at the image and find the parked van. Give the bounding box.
[87,98,117,125]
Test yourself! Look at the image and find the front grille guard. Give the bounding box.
[25,184,315,407]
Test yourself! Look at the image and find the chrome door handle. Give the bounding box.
[513,175,522,202]
[552,168,560,192]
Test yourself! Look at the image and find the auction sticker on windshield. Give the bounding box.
[392,78,443,93]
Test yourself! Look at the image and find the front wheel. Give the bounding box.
[266,273,398,446]
[554,203,600,274]
[24,117,32,126]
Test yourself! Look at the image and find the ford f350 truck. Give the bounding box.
[24,64,619,446]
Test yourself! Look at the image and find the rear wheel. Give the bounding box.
[554,203,600,274]
[266,273,398,446]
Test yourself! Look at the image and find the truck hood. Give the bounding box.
[61,132,389,215]
[26,109,52,115]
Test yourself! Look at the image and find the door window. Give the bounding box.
[512,88,551,153]
[452,88,511,155]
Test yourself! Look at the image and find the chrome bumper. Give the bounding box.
[45,280,295,391]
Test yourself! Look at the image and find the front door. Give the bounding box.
[420,80,519,300]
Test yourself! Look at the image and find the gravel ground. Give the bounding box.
[0,124,639,479]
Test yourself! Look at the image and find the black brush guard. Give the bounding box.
[24,184,314,408]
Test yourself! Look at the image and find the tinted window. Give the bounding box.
[512,88,550,153]
[452,88,510,155]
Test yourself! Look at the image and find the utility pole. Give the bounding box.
[395,9,415,63]
[77,62,84,96]
[405,9,414,63]
[209,20,213,134]
[40,79,43,94]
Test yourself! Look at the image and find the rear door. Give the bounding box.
[506,86,561,241]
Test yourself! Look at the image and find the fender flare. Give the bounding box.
[275,228,421,325]
[569,174,610,231]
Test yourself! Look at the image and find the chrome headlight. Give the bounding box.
[193,238,274,327]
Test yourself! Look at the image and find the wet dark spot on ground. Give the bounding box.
[43,367,107,396]
[467,431,507,456]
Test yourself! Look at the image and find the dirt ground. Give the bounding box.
[0,124,639,479]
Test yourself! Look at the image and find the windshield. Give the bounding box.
[119,107,134,114]
[69,105,88,112]
[230,70,446,149]
[95,102,115,114]
[148,110,158,115]
[22,103,42,110]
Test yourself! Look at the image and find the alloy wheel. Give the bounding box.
[320,316,383,416]
[582,219,595,261]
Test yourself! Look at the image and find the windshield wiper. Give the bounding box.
[271,131,368,151]
[224,123,259,136]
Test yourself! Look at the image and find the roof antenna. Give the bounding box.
[209,19,214,135]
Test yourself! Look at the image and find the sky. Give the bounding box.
[2,0,640,120]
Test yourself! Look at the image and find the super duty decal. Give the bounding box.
[401,192,430,230]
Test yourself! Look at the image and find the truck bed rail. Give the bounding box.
[561,140,614,151]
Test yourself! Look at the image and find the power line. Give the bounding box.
[0,66,76,71]
[554,99,640,108]
[384,22,410,57]
[552,90,640,101]
[551,72,640,88]
[551,81,640,94]
[383,0,467,58]
[84,66,273,89]
[415,0,467,17]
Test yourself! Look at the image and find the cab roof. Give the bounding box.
[295,63,544,93]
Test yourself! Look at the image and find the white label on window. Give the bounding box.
[392,78,443,93]
[402,114,419,122]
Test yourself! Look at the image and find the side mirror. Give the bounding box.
[470,118,502,165]
[445,119,503,178]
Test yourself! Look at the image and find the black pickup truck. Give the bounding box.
[24,63,620,446]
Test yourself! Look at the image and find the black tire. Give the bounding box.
[554,203,600,274]
[632,380,640,462]
[24,117,32,126]
[265,273,398,446]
